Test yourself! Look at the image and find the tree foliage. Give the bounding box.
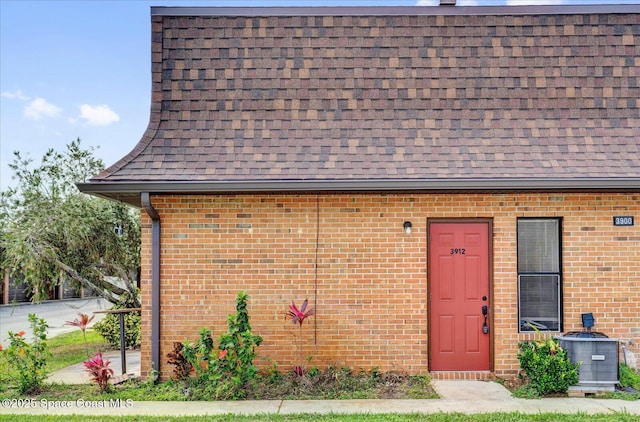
[0,139,140,307]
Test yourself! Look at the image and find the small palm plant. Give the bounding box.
[84,351,114,392]
[65,312,95,357]
[286,299,314,376]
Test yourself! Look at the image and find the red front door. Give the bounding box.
[429,222,490,371]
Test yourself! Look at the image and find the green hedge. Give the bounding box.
[93,310,141,349]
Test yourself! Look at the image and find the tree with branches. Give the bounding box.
[0,139,140,307]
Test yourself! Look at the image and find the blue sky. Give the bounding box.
[1,0,638,191]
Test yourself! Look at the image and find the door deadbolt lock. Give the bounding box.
[481,305,489,334]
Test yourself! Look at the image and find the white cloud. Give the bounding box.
[1,89,30,100]
[79,104,120,126]
[24,98,62,120]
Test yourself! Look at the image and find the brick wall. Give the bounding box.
[139,192,639,379]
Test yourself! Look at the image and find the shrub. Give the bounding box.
[84,351,114,392]
[218,291,263,388]
[178,291,263,399]
[93,309,141,349]
[166,341,193,380]
[619,363,640,390]
[517,336,579,396]
[0,347,8,393]
[3,313,51,394]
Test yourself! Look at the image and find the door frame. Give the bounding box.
[427,218,494,372]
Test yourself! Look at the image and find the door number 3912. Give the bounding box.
[450,248,466,255]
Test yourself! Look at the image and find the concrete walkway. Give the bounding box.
[3,355,639,416]
[48,349,141,384]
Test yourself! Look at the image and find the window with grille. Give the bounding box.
[517,218,562,332]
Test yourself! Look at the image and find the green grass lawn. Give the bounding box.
[46,329,112,372]
[1,414,639,422]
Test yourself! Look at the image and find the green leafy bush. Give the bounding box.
[177,291,263,399]
[517,337,580,396]
[3,313,51,394]
[93,309,141,349]
[619,363,640,390]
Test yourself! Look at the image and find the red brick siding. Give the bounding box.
[140,193,639,379]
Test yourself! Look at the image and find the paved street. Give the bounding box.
[0,297,111,347]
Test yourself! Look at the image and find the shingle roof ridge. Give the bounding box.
[151,5,640,17]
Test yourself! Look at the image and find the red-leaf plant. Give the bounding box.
[286,299,314,376]
[84,351,114,392]
[65,312,95,357]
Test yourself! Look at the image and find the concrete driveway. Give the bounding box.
[0,297,111,348]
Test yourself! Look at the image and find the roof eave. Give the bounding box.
[77,178,640,208]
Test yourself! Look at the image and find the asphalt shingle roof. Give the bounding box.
[93,7,640,187]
